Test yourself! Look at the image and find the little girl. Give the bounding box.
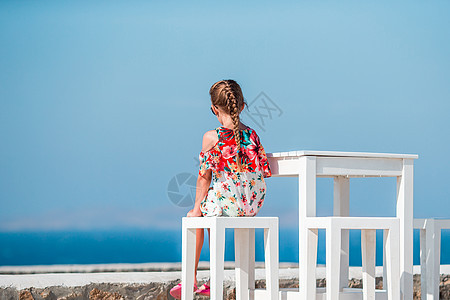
[170,79,272,298]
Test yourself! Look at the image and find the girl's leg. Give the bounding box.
[194,228,204,286]
[196,229,211,291]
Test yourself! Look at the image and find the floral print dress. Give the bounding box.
[198,126,272,217]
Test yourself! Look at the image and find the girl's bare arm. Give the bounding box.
[187,131,216,217]
[187,170,212,217]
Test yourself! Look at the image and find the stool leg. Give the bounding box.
[210,223,225,300]
[383,229,389,293]
[425,220,440,300]
[383,229,387,291]
[362,229,376,300]
[419,228,427,299]
[235,228,250,300]
[386,227,400,300]
[264,220,279,300]
[182,227,196,300]
[326,224,341,300]
[249,228,255,300]
[300,227,318,300]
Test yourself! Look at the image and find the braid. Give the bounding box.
[225,84,242,172]
[209,79,247,173]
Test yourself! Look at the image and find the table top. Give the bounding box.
[267,150,418,159]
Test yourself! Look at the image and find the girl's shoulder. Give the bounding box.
[201,129,219,154]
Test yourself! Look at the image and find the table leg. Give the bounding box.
[299,156,317,300]
[334,176,350,291]
[396,159,414,300]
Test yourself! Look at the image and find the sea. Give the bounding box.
[1,228,449,267]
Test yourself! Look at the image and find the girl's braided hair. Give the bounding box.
[209,79,248,172]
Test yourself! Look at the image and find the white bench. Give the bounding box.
[414,218,450,300]
[181,216,279,300]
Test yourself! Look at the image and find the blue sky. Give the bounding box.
[0,0,449,232]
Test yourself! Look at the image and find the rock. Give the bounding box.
[19,289,34,300]
[348,278,362,288]
[89,288,124,300]
[57,292,84,300]
[2,274,450,300]
[441,275,450,300]
[40,289,57,300]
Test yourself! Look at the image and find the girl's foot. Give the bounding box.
[194,280,210,297]
[169,282,198,299]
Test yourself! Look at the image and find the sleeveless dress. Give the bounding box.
[198,125,272,217]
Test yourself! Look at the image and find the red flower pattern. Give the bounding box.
[198,126,271,217]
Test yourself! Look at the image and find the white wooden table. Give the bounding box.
[266,150,418,300]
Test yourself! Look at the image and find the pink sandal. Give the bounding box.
[169,283,198,299]
[194,282,210,296]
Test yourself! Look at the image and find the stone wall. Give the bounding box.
[1,275,449,300]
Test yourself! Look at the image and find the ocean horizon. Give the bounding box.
[1,228,449,267]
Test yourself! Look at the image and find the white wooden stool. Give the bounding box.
[414,218,450,300]
[305,217,400,300]
[181,216,279,300]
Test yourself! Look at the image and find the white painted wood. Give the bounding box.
[414,218,450,300]
[305,217,399,230]
[268,156,412,178]
[299,156,317,300]
[279,289,390,300]
[266,151,417,300]
[210,220,225,300]
[181,226,196,300]
[316,157,403,177]
[431,224,442,300]
[182,216,279,229]
[266,150,418,159]
[235,228,250,300]
[326,224,341,300]
[362,230,376,300]
[382,230,388,293]
[334,176,350,291]
[264,219,280,300]
[307,228,319,297]
[306,217,400,300]
[268,157,301,177]
[385,220,400,300]
[397,159,414,300]
[419,228,427,300]
[425,219,440,300]
[181,217,278,300]
[248,228,255,300]
[414,218,426,229]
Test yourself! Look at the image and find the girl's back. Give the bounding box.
[199,125,271,217]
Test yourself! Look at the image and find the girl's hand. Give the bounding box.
[187,208,202,217]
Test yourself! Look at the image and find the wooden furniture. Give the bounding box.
[306,217,400,299]
[267,150,418,300]
[414,218,450,300]
[181,216,279,300]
